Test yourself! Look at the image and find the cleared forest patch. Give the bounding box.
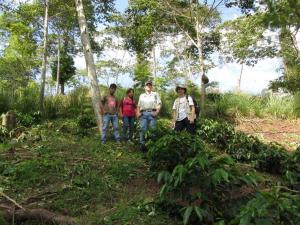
[0,120,177,225]
[236,118,300,151]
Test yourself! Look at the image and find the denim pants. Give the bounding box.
[140,111,157,145]
[101,114,120,142]
[122,116,135,141]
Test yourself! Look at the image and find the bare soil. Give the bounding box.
[235,118,300,151]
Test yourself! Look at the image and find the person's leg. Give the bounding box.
[139,112,148,145]
[112,114,120,142]
[174,119,185,132]
[149,112,157,129]
[101,114,109,143]
[185,118,196,134]
[128,117,134,141]
[122,116,129,141]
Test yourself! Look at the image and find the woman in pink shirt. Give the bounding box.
[119,88,136,142]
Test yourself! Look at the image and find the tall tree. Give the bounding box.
[0,3,39,92]
[221,0,300,93]
[39,0,49,109]
[117,0,165,86]
[74,0,102,132]
[161,0,221,113]
[51,46,76,95]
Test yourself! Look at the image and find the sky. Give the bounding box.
[72,0,289,94]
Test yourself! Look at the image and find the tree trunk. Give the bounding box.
[39,0,49,109]
[237,63,243,92]
[152,47,157,79]
[60,81,65,95]
[196,21,206,116]
[75,0,102,132]
[56,38,61,95]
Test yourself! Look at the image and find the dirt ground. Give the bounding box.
[235,118,300,151]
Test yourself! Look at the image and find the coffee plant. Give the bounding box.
[158,149,258,225]
[283,148,300,190]
[231,188,300,225]
[198,119,291,175]
[147,131,205,172]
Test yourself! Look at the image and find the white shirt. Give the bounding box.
[138,92,161,110]
[172,96,194,121]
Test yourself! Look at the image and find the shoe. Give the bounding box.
[101,141,105,145]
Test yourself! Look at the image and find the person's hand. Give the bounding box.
[189,118,195,124]
[152,111,158,117]
[170,122,175,129]
[136,111,141,118]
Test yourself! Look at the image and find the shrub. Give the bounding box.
[147,131,205,172]
[226,133,261,162]
[16,111,42,127]
[255,143,289,174]
[158,149,258,225]
[0,125,9,142]
[232,188,300,225]
[198,119,291,175]
[284,148,300,190]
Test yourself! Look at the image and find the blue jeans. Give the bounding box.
[122,116,135,141]
[101,114,120,142]
[140,111,157,145]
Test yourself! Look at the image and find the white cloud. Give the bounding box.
[208,58,282,94]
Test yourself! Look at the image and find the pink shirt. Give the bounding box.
[120,97,136,117]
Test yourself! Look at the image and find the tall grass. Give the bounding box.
[209,92,299,119]
[44,86,92,118]
[0,81,39,114]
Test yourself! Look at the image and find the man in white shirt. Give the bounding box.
[137,81,161,150]
[172,85,196,134]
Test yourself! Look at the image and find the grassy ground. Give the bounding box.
[0,120,178,225]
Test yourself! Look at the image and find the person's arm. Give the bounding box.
[119,98,123,117]
[153,93,162,117]
[136,95,141,118]
[171,100,177,128]
[188,96,195,123]
[190,105,195,123]
[100,96,105,115]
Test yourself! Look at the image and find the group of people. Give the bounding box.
[100,80,196,150]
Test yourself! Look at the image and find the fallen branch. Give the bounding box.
[1,205,75,225]
[0,191,24,210]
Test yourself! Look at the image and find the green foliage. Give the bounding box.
[16,111,41,127]
[198,119,291,174]
[147,131,205,172]
[0,213,8,225]
[51,47,76,94]
[294,91,300,112]
[0,81,40,115]
[283,148,300,190]
[0,90,10,114]
[133,54,152,87]
[255,143,289,174]
[221,13,277,65]
[232,188,300,225]
[0,126,9,143]
[158,147,257,224]
[43,86,92,119]
[77,114,96,129]
[207,92,298,119]
[118,0,162,55]
[0,8,39,86]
